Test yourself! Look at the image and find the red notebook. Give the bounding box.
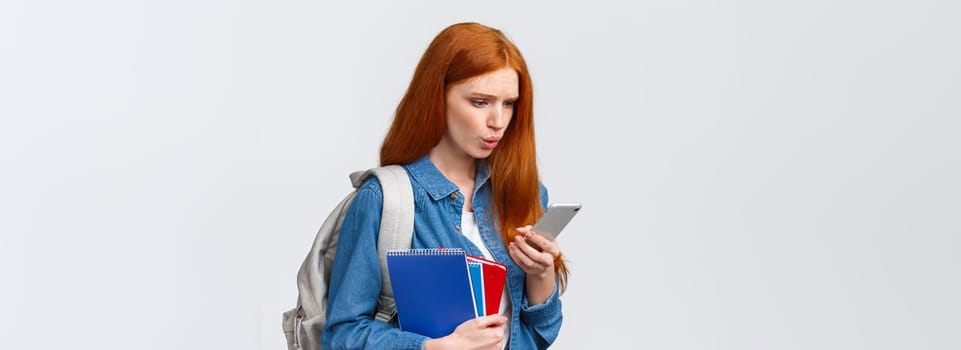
[466,255,508,316]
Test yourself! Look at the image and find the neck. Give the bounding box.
[428,143,477,183]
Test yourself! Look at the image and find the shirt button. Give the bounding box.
[450,193,458,200]
[455,225,461,232]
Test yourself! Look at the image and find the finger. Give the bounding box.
[513,237,552,269]
[474,314,507,328]
[514,236,554,266]
[523,230,562,258]
[487,328,505,344]
[509,241,537,268]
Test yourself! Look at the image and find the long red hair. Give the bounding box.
[380,22,568,291]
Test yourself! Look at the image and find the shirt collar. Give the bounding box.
[474,159,491,193]
[405,155,491,201]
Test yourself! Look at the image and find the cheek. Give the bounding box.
[449,104,481,131]
[446,106,463,129]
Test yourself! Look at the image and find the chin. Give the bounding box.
[470,149,494,159]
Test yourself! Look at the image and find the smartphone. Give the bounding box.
[532,202,581,241]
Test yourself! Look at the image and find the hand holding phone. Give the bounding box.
[531,202,581,241]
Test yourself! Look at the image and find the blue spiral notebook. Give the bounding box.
[467,261,486,316]
[386,248,478,338]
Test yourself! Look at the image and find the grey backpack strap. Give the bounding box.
[349,165,414,323]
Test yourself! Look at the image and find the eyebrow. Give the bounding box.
[468,92,519,100]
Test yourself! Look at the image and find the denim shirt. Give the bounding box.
[322,156,563,350]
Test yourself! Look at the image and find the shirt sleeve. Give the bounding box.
[539,182,550,212]
[321,179,430,350]
[519,276,563,348]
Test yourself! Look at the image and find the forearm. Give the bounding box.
[525,268,556,305]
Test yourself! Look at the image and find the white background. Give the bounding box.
[2,1,959,349]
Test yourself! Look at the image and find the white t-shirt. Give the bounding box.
[461,210,511,349]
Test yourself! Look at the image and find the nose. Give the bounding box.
[487,107,508,131]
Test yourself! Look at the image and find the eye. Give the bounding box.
[470,99,489,107]
[504,100,517,108]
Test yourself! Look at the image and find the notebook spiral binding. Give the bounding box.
[387,248,466,256]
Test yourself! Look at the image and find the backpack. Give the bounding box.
[282,165,415,350]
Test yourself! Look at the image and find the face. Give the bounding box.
[437,66,519,160]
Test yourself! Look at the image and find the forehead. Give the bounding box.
[452,67,519,97]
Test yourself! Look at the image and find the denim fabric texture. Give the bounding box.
[322,156,563,349]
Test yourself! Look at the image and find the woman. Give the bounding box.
[322,22,568,350]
